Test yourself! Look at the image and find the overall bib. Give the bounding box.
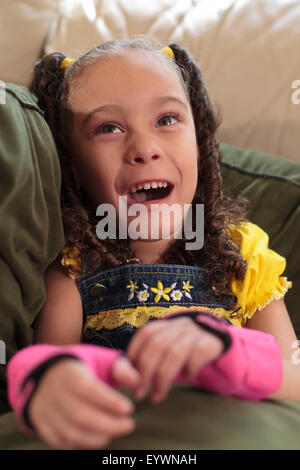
[78,263,235,352]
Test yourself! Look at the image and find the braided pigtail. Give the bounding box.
[29,53,67,145]
[160,43,250,316]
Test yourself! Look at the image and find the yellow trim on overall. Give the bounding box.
[83,305,242,333]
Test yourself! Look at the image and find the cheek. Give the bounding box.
[182,139,199,172]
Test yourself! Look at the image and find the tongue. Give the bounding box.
[131,187,169,203]
[132,191,147,203]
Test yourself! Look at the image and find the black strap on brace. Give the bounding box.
[163,311,232,353]
[21,353,80,431]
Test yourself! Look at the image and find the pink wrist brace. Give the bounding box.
[6,344,122,434]
[164,311,283,401]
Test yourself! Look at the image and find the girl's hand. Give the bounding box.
[127,317,224,403]
[29,357,139,450]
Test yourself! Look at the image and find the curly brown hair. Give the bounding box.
[29,37,250,318]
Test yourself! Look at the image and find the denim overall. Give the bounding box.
[78,262,233,352]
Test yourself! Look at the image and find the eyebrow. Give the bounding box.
[81,96,189,129]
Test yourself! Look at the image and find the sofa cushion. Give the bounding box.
[0,83,64,414]
[44,0,300,163]
[220,142,300,335]
[0,0,59,87]
[2,386,300,449]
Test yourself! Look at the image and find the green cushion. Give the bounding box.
[220,142,300,336]
[0,84,64,414]
[1,386,300,450]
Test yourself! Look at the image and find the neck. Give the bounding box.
[130,238,171,264]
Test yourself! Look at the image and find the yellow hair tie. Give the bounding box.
[160,46,175,60]
[60,57,76,69]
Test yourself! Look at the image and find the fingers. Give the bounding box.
[29,359,137,450]
[132,325,182,385]
[36,406,133,450]
[43,395,135,449]
[127,318,225,403]
[127,319,194,400]
[182,332,224,381]
[59,388,135,434]
[127,320,167,361]
[149,333,198,403]
[71,361,135,414]
[149,330,224,403]
[111,356,141,389]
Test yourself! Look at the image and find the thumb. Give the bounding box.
[112,356,141,389]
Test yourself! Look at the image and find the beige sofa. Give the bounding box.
[2,0,300,163]
[1,0,300,451]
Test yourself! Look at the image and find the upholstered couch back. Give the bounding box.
[2,0,300,163]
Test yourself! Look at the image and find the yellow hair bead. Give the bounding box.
[160,46,175,60]
[60,57,76,69]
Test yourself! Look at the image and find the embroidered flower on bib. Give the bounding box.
[127,280,139,300]
[182,280,194,299]
[137,288,150,302]
[151,281,175,303]
[170,290,183,301]
[126,279,194,303]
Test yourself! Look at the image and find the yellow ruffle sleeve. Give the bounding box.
[229,221,292,325]
[60,246,82,280]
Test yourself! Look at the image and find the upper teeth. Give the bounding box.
[130,181,169,193]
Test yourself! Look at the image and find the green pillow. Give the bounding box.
[1,386,300,450]
[220,142,300,336]
[0,84,64,414]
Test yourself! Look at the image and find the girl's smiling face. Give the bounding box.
[69,48,199,255]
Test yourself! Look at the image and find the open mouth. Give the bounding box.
[128,182,173,203]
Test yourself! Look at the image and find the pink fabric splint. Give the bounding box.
[7,344,122,433]
[168,312,283,400]
[7,313,283,433]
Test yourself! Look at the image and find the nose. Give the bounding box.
[124,131,161,164]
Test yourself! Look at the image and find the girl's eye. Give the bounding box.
[93,113,182,135]
[94,123,122,135]
[157,113,181,127]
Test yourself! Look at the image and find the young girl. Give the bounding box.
[7,38,299,450]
